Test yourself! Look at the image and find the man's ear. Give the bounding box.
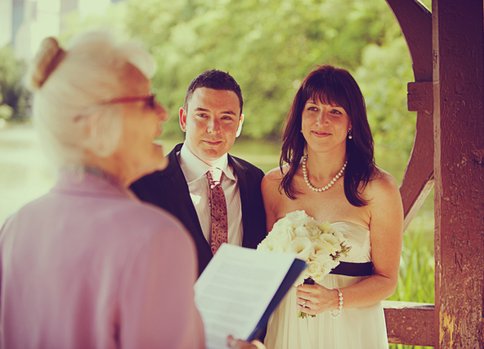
[236,113,244,138]
[179,107,187,132]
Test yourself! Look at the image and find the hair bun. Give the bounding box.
[28,37,66,90]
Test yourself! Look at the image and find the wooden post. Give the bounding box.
[433,0,484,348]
[383,2,436,344]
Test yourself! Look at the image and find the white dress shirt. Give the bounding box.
[178,144,243,247]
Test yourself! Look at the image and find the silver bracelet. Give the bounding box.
[331,288,343,318]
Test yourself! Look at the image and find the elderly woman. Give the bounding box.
[0,32,204,348]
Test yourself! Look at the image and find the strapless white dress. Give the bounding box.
[264,221,388,349]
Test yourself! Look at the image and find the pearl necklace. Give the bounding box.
[301,155,347,193]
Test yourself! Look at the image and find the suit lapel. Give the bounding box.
[167,145,212,257]
[229,155,252,248]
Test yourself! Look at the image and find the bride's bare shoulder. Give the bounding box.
[262,165,289,196]
[263,165,288,182]
[364,168,401,203]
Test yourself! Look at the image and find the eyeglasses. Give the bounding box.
[99,94,157,109]
[73,94,158,122]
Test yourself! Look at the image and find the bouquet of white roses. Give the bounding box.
[257,210,351,318]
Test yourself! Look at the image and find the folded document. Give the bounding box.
[194,244,306,349]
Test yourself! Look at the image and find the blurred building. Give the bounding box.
[0,0,124,60]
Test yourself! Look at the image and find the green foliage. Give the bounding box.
[5,0,419,159]
[355,37,416,180]
[390,211,435,304]
[60,2,129,43]
[2,0,421,168]
[419,0,431,11]
[390,342,433,349]
[0,45,30,121]
[124,0,415,148]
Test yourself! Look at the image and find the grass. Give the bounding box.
[388,204,434,349]
[391,208,435,304]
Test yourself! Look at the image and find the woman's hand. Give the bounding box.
[226,335,266,349]
[296,283,339,316]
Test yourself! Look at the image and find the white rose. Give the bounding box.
[319,233,341,255]
[284,210,310,228]
[271,218,286,232]
[314,254,339,271]
[305,223,322,240]
[310,240,327,260]
[267,226,293,248]
[289,236,313,260]
[257,237,287,253]
[306,260,327,283]
[318,222,333,234]
[294,225,309,237]
[308,256,339,283]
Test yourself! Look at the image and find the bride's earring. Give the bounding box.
[347,129,353,140]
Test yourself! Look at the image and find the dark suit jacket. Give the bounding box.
[130,143,267,276]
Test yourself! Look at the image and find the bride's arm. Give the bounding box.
[297,171,403,313]
[261,169,283,232]
[342,171,403,307]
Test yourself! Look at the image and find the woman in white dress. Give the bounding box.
[262,65,403,349]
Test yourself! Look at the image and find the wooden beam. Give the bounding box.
[433,0,484,348]
[386,1,434,229]
[385,0,432,81]
[407,81,433,113]
[383,301,435,346]
[401,81,434,229]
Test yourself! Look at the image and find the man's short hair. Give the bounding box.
[184,69,243,113]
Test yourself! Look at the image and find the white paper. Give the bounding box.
[194,244,296,349]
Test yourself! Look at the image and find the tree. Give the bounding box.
[30,0,417,156]
[0,45,30,121]
[124,0,415,148]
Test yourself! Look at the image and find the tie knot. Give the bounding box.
[207,168,223,188]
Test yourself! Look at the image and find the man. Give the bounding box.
[131,70,267,275]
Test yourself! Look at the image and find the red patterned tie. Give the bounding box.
[207,169,228,254]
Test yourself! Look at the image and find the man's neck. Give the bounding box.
[181,143,228,169]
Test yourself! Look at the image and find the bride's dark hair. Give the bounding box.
[279,65,376,206]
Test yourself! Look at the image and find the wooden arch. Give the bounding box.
[381,0,483,348]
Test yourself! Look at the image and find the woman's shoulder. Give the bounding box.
[109,198,189,241]
[264,164,290,181]
[364,168,401,204]
[262,166,288,192]
[114,200,197,259]
[371,167,399,187]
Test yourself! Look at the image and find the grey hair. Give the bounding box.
[26,31,156,168]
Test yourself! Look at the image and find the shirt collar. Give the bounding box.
[179,143,236,183]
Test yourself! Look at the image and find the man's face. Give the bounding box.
[179,87,244,164]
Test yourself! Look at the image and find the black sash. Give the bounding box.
[329,261,373,277]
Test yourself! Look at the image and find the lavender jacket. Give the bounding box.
[0,171,204,349]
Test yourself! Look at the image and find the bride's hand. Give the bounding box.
[227,335,266,349]
[296,283,339,315]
